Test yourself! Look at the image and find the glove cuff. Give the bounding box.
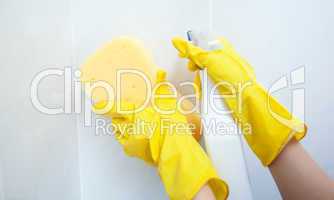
[225,82,307,166]
[157,132,228,200]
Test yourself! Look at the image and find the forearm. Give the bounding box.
[269,138,334,199]
[193,183,216,200]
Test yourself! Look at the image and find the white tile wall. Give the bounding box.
[1,0,333,199]
[0,0,80,199]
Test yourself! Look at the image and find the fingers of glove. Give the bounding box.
[149,126,163,163]
[92,100,136,123]
[172,37,194,57]
[173,36,251,79]
[93,100,156,148]
[172,37,210,69]
[114,108,162,164]
[173,36,254,77]
[187,60,198,72]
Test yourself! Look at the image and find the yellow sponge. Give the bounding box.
[81,37,157,106]
[81,37,201,140]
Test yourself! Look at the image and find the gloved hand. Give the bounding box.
[93,70,228,200]
[172,37,307,166]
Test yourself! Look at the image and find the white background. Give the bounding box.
[0,0,333,199]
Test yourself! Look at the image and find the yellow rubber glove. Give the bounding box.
[172,37,307,166]
[93,70,228,200]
